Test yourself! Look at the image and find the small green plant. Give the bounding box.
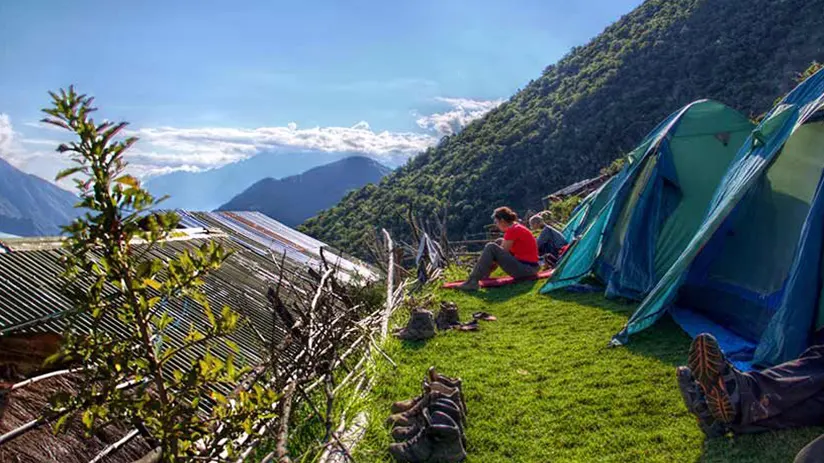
[600,157,626,177]
[548,195,582,224]
[797,61,823,83]
[43,87,277,462]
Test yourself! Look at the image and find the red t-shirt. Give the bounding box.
[503,223,539,264]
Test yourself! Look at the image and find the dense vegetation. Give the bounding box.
[218,156,389,227]
[301,0,824,260]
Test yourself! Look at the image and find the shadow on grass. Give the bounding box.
[549,289,691,367]
[441,279,537,303]
[398,339,431,351]
[698,426,824,463]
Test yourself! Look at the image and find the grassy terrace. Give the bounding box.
[355,278,823,462]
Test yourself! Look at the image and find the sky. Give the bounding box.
[0,0,643,186]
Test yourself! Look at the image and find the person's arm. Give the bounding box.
[501,226,516,252]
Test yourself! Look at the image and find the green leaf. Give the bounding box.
[224,339,239,353]
[114,174,139,188]
[55,166,84,181]
[203,301,216,327]
[53,413,71,434]
[81,409,94,429]
[144,278,162,290]
[156,312,174,331]
[226,353,236,380]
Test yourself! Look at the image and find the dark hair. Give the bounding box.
[492,206,518,223]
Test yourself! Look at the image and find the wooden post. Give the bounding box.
[381,229,393,338]
[392,247,404,285]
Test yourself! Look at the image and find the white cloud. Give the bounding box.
[416,97,504,137]
[2,96,504,185]
[0,114,13,154]
[0,115,75,189]
[126,121,435,174]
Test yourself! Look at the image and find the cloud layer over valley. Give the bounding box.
[0,97,504,188]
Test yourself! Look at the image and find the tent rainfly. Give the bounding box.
[543,99,755,300]
[615,68,824,370]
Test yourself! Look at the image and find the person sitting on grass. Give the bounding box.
[457,207,539,291]
[678,332,824,463]
[529,213,568,265]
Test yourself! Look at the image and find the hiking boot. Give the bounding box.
[428,367,467,415]
[687,333,738,424]
[436,302,461,331]
[676,366,726,438]
[388,409,467,463]
[392,398,467,447]
[394,308,436,341]
[428,366,461,390]
[391,371,463,414]
[388,382,465,427]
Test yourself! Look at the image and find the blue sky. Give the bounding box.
[0,0,642,184]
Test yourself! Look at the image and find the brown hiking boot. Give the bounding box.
[391,369,463,414]
[387,382,465,427]
[687,333,738,424]
[392,398,466,447]
[388,409,467,463]
[394,308,436,341]
[428,366,461,390]
[435,302,461,331]
[428,367,467,416]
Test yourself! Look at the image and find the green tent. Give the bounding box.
[542,100,755,300]
[614,68,824,369]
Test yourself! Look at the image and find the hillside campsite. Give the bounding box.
[4,0,824,462]
[351,69,824,462]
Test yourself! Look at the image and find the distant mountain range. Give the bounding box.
[0,157,80,236]
[218,156,390,227]
[145,151,362,211]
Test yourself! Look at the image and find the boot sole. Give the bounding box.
[704,379,735,423]
[687,334,734,424]
[687,334,725,389]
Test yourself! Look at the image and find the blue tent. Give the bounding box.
[542,100,754,300]
[615,68,824,369]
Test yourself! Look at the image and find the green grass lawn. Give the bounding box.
[355,279,823,462]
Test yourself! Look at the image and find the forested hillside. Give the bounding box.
[301,0,824,260]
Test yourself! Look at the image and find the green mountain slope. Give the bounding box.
[301,0,824,259]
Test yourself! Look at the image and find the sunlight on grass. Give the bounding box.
[355,279,822,462]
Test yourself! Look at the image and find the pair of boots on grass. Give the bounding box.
[394,302,480,341]
[678,333,824,463]
[386,367,468,462]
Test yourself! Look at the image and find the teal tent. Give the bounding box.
[542,100,755,300]
[615,68,824,369]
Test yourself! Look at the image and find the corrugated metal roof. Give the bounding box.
[177,211,378,282]
[544,175,609,200]
[0,236,314,389]
[0,212,373,392]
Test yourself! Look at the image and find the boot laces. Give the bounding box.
[400,426,426,450]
